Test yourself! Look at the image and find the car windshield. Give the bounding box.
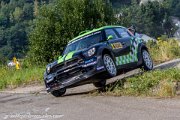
[63,31,102,55]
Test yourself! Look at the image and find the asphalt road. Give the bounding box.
[0,93,180,120]
[0,59,180,120]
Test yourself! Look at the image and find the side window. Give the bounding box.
[115,28,131,38]
[105,29,118,40]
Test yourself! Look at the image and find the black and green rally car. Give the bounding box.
[44,26,153,97]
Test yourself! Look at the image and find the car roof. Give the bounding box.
[69,25,125,43]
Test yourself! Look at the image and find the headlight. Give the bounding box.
[87,47,96,57]
[46,66,51,74]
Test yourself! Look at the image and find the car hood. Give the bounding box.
[58,51,76,64]
[57,44,101,64]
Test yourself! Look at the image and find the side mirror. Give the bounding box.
[107,35,113,40]
[128,25,136,36]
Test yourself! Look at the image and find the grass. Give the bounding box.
[103,68,180,97]
[0,66,44,90]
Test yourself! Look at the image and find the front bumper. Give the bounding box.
[44,57,105,92]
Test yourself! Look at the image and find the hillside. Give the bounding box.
[0,0,50,63]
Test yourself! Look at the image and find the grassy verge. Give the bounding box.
[99,39,180,97]
[0,66,44,90]
[103,68,180,97]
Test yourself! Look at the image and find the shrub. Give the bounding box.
[147,39,180,64]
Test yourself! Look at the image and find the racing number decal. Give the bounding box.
[111,42,123,49]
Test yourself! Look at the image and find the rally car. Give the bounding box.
[44,26,153,97]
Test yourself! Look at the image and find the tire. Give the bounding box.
[93,80,106,88]
[141,49,153,71]
[103,54,117,77]
[51,88,66,97]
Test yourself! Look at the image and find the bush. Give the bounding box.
[147,39,180,64]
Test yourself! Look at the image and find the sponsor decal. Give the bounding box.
[82,61,97,67]
[97,66,104,70]
[85,58,94,64]
[82,58,97,67]
[111,42,123,49]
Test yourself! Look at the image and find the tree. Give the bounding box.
[34,0,39,16]
[163,13,177,37]
[0,0,49,63]
[115,1,171,37]
[29,0,115,63]
[13,7,23,22]
[163,0,180,18]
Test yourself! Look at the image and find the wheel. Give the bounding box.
[93,80,106,88]
[103,54,117,77]
[141,49,153,71]
[51,88,66,97]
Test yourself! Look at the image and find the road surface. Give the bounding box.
[0,59,180,120]
[0,93,180,120]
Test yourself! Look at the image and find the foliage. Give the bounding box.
[29,0,115,63]
[115,1,176,37]
[147,39,180,64]
[109,0,131,8]
[163,0,180,18]
[0,0,50,63]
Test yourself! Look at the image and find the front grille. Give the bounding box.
[56,67,84,81]
[49,56,97,83]
[66,58,79,66]
[51,57,83,74]
[50,57,86,81]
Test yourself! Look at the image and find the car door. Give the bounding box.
[104,28,130,57]
[114,27,132,55]
[113,27,141,67]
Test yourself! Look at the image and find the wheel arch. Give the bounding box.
[137,43,149,65]
[101,48,115,61]
[101,48,117,77]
